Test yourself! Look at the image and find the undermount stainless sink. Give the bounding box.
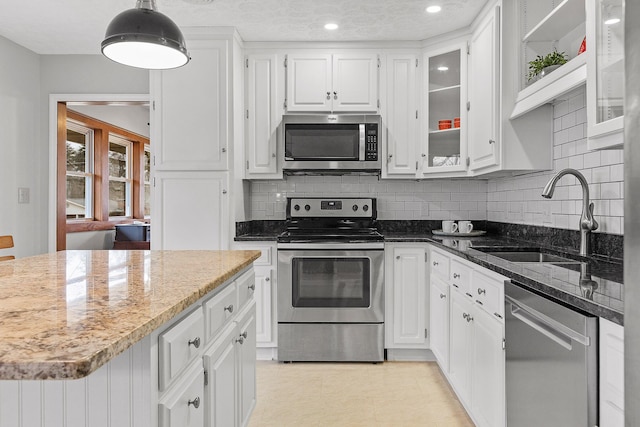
[474,248,581,264]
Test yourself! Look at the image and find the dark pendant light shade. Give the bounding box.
[101,0,190,70]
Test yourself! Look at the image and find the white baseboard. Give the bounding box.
[256,347,278,361]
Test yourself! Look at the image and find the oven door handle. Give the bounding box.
[277,242,384,250]
[506,295,590,350]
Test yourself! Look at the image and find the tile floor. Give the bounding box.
[248,361,475,427]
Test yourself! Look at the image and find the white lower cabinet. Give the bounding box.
[232,242,277,352]
[471,306,505,427]
[384,244,428,350]
[237,303,257,427]
[429,275,449,372]
[204,323,237,427]
[429,245,505,427]
[599,318,624,427]
[159,362,206,427]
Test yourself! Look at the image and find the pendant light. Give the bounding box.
[101,0,190,70]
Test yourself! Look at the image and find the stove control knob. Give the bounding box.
[304,204,311,211]
[363,205,369,212]
[294,204,300,211]
[352,205,358,212]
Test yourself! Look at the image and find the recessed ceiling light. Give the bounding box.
[604,17,621,25]
[437,66,449,71]
[324,23,339,30]
[426,5,442,13]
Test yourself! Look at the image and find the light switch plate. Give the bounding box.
[18,187,29,204]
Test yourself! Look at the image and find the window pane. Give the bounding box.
[109,180,128,216]
[66,130,87,173]
[144,149,151,182]
[67,175,90,219]
[109,142,128,179]
[144,184,151,217]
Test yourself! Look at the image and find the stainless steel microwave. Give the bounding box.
[282,114,381,173]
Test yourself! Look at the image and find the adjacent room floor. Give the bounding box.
[248,361,474,427]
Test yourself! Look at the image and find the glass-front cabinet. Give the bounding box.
[422,44,467,175]
[586,0,624,149]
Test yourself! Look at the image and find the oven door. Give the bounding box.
[277,244,384,323]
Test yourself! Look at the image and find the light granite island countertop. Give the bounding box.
[0,249,260,381]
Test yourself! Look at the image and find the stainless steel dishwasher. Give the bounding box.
[505,281,598,427]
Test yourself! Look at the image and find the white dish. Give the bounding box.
[432,230,486,237]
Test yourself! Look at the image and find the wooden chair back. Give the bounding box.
[0,235,15,261]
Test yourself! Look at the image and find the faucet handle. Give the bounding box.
[588,202,599,231]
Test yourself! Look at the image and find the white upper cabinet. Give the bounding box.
[384,53,420,177]
[511,0,587,119]
[286,52,379,112]
[586,0,624,149]
[468,7,500,172]
[151,39,229,171]
[422,43,467,175]
[245,53,283,179]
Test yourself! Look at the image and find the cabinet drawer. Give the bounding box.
[450,259,472,295]
[236,269,255,310]
[430,248,450,280]
[159,308,205,391]
[158,362,205,427]
[252,246,272,266]
[473,269,505,320]
[204,282,238,343]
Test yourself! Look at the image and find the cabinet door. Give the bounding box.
[468,6,500,171]
[388,246,427,347]
[152,171,229,250]
[236,302,257,427]
[151,39,228,171]
[472,307,505,427]
[158,362,205,427]
[449,288,473,405]
[429,275,450,372]
[423,45,467,174]
[245,54,282,177]
[286,53,332,112]
[586,0,624,149]
[204,323,237,427]
[385,54,419,176]
[254,267,273,345]
[332,53,378,112]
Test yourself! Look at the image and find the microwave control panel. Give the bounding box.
[365,123,378,161]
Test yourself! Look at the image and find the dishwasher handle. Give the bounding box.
[505,295,591,351]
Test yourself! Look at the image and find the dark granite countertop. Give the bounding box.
[234,221,624,325]
[385,232,624,325]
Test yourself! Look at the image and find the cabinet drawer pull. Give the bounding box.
[188,337,201,348]
[265,277,270,282]
[188,397,200,409]
[477,288,486,295]
[466,292,473,298]
[494,312,503,319]
[453,273,460,279]
[333,91,338,100]
[466,315,474,323]
[248,283,256,290]
[224,304,234,313]
[236,337,245,344]
[476,300,483,306]
[433,261,439,266]
[440,293,446,299]
[452,284,459,288]
[396,255,400,260]
[462,313,468,320]
[489,139,495,144]
[326,91,331,100]
[240,331,248,339]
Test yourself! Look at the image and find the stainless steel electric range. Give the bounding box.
[277,197,384,362]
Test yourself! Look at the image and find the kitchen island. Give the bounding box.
[0,249,260,427]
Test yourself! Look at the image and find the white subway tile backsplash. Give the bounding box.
[486,87,623,236]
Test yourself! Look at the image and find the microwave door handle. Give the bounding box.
[359,124,366,161]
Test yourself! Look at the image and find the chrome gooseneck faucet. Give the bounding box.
[541,168,598,256]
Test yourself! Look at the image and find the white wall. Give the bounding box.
[0,36,41,258]
[487,87,624,235]
[69,105,150,138]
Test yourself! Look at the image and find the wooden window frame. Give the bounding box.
[60,109,150,236]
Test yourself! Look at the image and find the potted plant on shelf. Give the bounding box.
[527,49,569,82]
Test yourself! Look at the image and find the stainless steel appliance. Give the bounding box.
[505,281,598,426]
[277,197,384,362]
[282,114,381,173]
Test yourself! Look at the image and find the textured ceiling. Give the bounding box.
[0,0,488,55]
